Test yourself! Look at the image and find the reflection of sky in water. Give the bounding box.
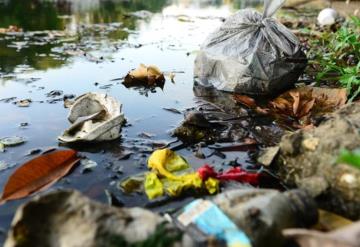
[0,0,260,241]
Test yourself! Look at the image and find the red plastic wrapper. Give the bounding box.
[198,164,260,185]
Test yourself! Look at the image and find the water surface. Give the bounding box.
[0,0,264,242]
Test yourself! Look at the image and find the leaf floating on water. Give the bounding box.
[0,150,80,204]
[123,64,165,88]
[0,136,25,147]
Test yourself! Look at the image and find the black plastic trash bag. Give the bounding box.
[194,0,307,96]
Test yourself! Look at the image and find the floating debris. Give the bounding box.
[0,150,80,204]
[0,162,16,172]
[80,159,98,173]
[16,99,31,107]
[0,136,25,147]
[123,64,165,89]
[163,107,182,114]
[58,93,125,143]
[46,90,63,97]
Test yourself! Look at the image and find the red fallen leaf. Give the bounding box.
[198,164,261,185]
[233,94,257,108]
[0,150,80,204]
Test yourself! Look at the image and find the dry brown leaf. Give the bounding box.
[289,91,300,115]
[298,98,315,117]
[270,97,292,111]
[0,150,80,204]
[269,87,347,129]
[124,64,165,88]
[129,63,148,80]
[233,94,257,108]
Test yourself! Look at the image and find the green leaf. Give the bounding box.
[337,149,360,169]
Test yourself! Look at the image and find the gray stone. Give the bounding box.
[272,103,360,219]
[4,190,187,247]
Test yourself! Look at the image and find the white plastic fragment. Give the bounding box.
[0,136,26,146]
[317,8,338,26]
[80,159,98,173]
[58,92,125,143]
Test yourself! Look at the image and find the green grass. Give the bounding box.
[337,149,360,169]
[308,16,360,101]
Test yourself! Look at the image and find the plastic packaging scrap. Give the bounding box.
[174,199,252,247]
[173,189,318,247]
[58,93,125,143]
[145,149,219,200]
[194,0,307,95]
[198,164,261,186]
[144,149,263,200]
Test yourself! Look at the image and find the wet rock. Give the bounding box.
[4,190,187,247]
[270,103,360,219]
[257,146,280,167]
[184,111,211,128]
[210,189,318,247]
[63,94,76,100]
[173,123,216,144]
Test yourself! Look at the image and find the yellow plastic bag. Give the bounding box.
[145,149,220,199]
[162,173,203,197]
[148,149,189,179]
[144,172,163,199]
[205,177,219,194]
